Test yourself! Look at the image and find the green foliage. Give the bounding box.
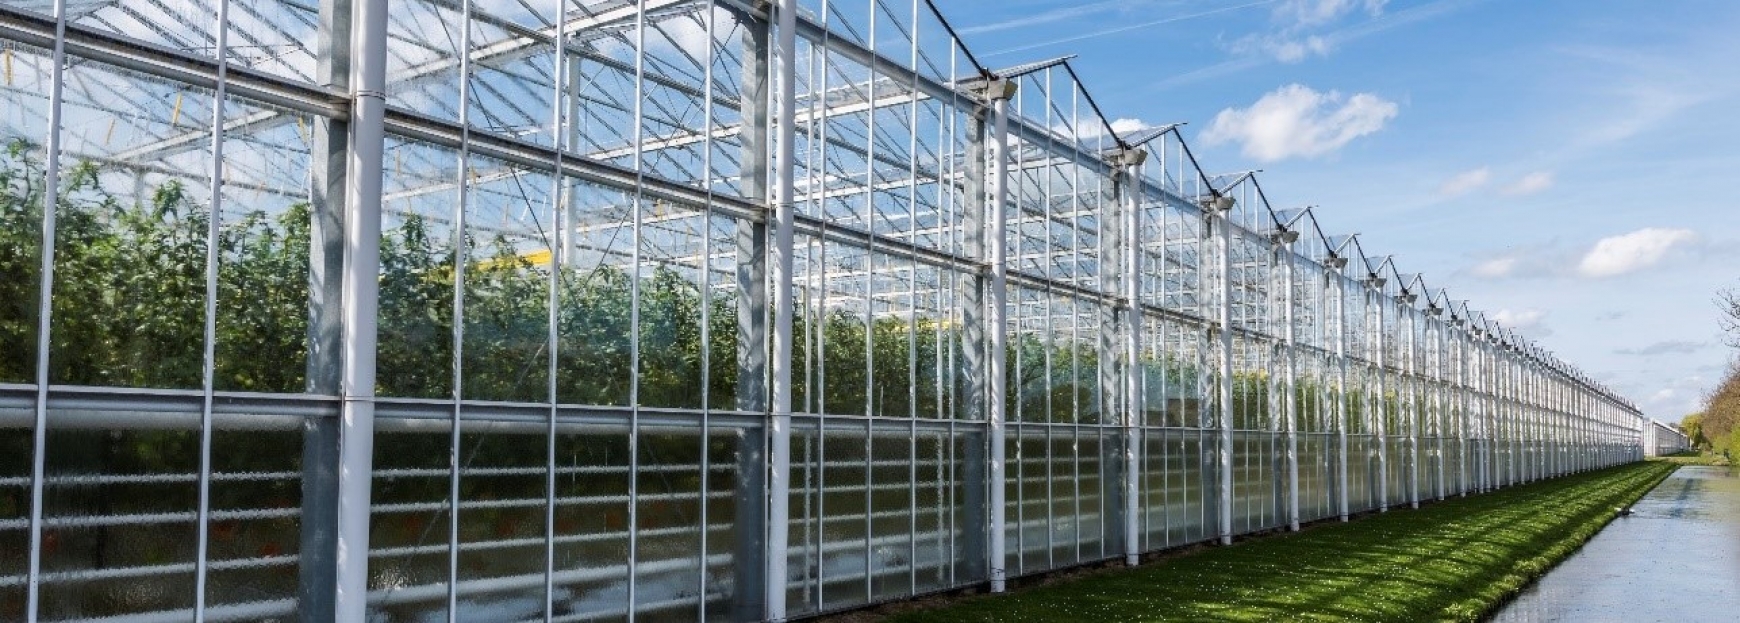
[0,138,43,383]
[887,462,1678,623]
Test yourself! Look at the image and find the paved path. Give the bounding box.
[1489,465,1740,622]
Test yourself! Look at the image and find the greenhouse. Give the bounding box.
[0,0,1655,621]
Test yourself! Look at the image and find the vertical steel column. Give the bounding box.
[766,0,798,618]
[1430,311,1446,500]
[732,5,771,617]
[299,0,350,619]
[985,78,1014,592]
[1280,240,1299,531]
[1214,205,1234,545]
[958,93,989,587]
[1404,301,1418,509]
[1098,154,1125,558]
[24,0,71,618]
[1457,323,1470,496]
[1112,148,1146,563]
[1332,271,1349,521]
[1370,282,1387,512]
[193,4,235,617]
[335,0,389,617]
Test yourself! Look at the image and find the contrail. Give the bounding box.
[982,0,1281,58]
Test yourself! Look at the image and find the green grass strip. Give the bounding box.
[885,462,1677,623]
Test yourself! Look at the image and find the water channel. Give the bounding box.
[1489,465,1740,622]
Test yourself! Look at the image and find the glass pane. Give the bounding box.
[49,62,216,389]
[214,96,313,393]
[40,408,202,618]
[0,42,50,384]
[377,137,458,399]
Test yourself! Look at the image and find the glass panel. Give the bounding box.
[454,424,548,620]
[556,180,633,407]
[49,62,215,390]
[376,137,458,399]
[202,413,303,613]
[0,397,30,618]
[551,426,630,623]
[461,156,552,403]
[40,408,202,618]
[0,42,50,384]
[213,96,313,393]
[367,423,454,620]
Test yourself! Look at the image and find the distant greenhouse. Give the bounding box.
[0,0,1650,621]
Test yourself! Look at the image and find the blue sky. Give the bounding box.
[945,0,1740,423]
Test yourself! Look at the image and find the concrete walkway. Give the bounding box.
[1489,465,1740,622]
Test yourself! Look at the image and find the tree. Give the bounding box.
[1721,285,1740,348]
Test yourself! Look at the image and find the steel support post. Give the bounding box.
[1332,273,1349,521]
[298,0,350,618]
[765,0,798,618]
[732,6,770,617]
[24,0,71,617]
[1215,208,1234,545]
[985,80,1013,592]
[1098,159,1125,559]
[1432,316,1446,500]
[1458,328,1470,496]
[1370,285,1387,512]
[334,0,389,617]
[1279,243,1299,531]
[1113,148,1146,563]
[958,94,989,587]
[1404,304,1418,509]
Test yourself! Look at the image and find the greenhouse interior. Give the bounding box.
[0,0,1682,621]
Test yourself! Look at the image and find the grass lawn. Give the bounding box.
[882,462,1677,623]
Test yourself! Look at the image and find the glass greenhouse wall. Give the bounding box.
[0,0,1650,621]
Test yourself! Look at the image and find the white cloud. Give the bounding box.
[1576,227,1699,278]
[1469,255,1517,278]
[1500,171,1555,196]
[1275,0,1388,28]
[1439,167,1491,196]
[1202,84,1397,162]
[1231,33,1333,63]
[1491,308,1550,337]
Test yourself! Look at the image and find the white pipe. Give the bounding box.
[766,0,797,618]
[987,89,1010,592]
[336,0,388,618]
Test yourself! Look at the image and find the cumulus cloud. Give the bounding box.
[1576,227,1699,278]
[1490,308,1552,337]
[1439,167,1492,197]
[1615,340,1710,356]
[1500,171,1555,196]
[1201,84,1397,161]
